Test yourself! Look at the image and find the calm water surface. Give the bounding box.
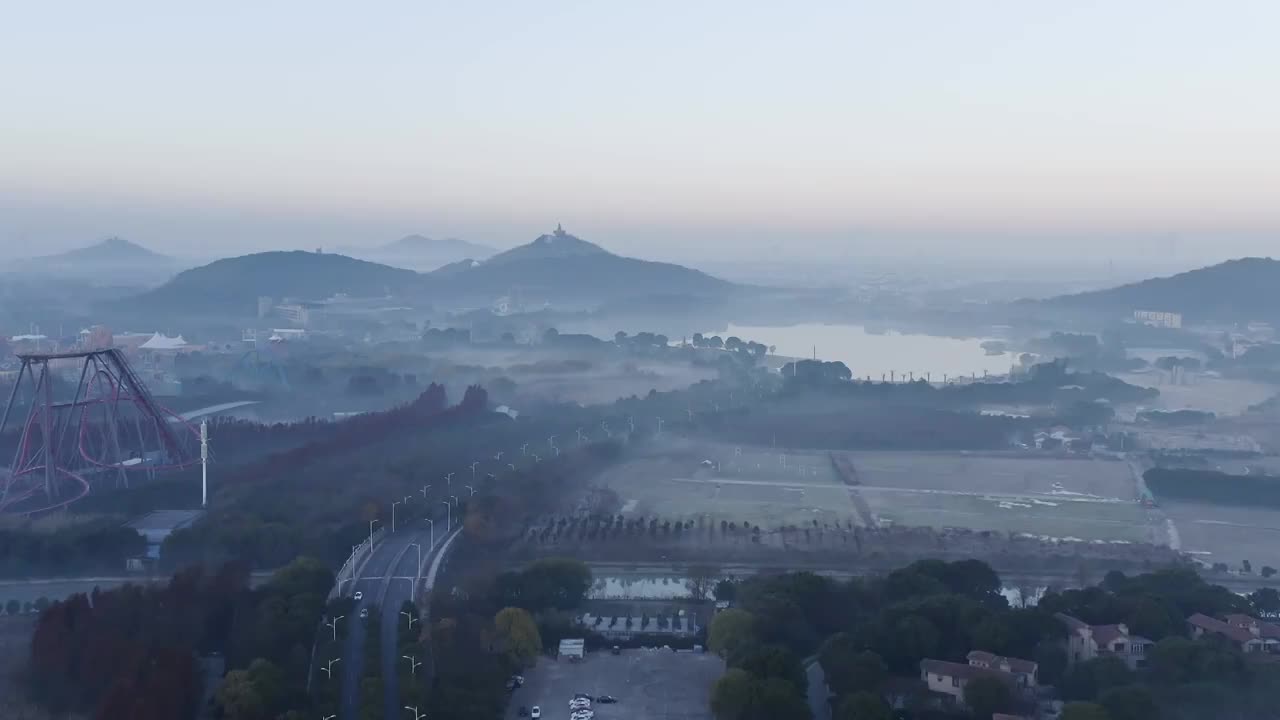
[708,323,1010,380]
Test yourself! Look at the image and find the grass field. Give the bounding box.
[592,441,859,528]
[591,441,1163,544]
[1162,500,1280,570]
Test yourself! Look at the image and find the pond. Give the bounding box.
[703,323,1010,381]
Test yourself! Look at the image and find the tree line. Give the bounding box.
[26,556,333,720]
[702,561,1280,720]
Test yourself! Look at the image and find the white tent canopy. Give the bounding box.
[139,332,189,350]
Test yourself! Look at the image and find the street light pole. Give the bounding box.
[420,484,430,500]
[324,615,344,642]
[445,472,454,487]
[404,706,426,720]
[369,519,379,549]
[469,460,479,481]
[321,657,341,679]
[441,500,451,532]
[402,655,422,675]
[407,543,422,586]
[465,484,476,497]
[425,518,434,551]
[401,612,419,631]
[392,500,402,533]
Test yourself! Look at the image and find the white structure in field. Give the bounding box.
[1134,310,1183,329]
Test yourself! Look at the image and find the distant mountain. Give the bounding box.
[1041,257,1280,322]
[11,237,182,284]
[421,225,735,308]
[340,234,498,271]
[123,251,421,317]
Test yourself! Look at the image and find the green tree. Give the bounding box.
[963,675,1014,719]
[730,644,807,693]
[215,669,265,720]
[715,579,738,602]
[1099,684,1159,720]
[245,658,285,715]
[493,607,541,667]
[709,609,757,659]
[1061,701,1111,720]
[687,564,721,601]
[835,691,891,720]
[752,676,811,720]
[1061,656,1133,701]
[819,633,886,696]
[1033,640,1069,686]
[4,598,17,615]
[1251,587,1280,616]
[711,668,756,720]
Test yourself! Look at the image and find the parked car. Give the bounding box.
[359,607,369,619]
[353,590,363,601]
[597,695,618,704]
[570,711,594,720]
[530,706,540,719]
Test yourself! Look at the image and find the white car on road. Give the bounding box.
[353,590,363,601]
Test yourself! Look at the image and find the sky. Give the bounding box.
[2,1,1279,267]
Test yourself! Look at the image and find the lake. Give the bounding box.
[705,323,1010,381]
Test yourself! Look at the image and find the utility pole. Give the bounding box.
[200,419,209,507]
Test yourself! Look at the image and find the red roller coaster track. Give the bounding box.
[0,349,198,514]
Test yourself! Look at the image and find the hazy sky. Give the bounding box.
[2,1,1278,265]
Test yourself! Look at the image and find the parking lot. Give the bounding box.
[507,649,724,720]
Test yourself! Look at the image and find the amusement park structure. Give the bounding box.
[0,348,198,514]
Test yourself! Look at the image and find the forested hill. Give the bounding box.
[121,250,421,316]
[1041,257,1280,322]
[420,228,737,305]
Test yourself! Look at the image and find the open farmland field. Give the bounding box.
[846,451,1160,543]
[1161,500,1280,570]
[587,442,1161,544]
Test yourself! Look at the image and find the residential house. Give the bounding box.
[1056,613,1154,669]
[1225,614,1280,647]
[1187,613,1278,653]
[966,650,1038,688]
[920,659,1018,707]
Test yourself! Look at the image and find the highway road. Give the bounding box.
[340,501,455,720]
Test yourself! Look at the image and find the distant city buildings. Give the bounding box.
[1133,309,1183,329]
